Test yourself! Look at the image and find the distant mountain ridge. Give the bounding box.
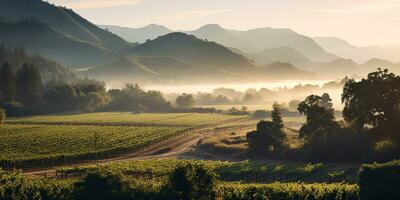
[83,32,314,83]
[104,23,339,64]
[314,37,400,63]
[101,24,172,44]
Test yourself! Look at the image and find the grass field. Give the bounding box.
[0,124,183,166]
[6,112,245,127]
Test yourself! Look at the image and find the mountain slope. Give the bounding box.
[262,62,314,79]
[128,32,257,72]
[248,47,311,66]
[0,20,112,67]
[0,0,128,49]
[187,24,258,53]
[235,27,338,62]
[101,24,172,44]
[314,37,400,63]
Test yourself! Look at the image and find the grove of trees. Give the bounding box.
[247,69,400,162]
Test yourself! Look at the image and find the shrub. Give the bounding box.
[0,108,5,124]
[165,163,218,200]
[1,101,24,116]
[75,172,133,200]
[359,160,400,200]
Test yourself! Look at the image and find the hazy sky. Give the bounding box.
[48,0,400,46]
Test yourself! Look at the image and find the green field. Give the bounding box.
[6,112,245,127]
[1,113,245,168]
[0,124,183,167]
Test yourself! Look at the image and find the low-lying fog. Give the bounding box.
[141,79,347,111]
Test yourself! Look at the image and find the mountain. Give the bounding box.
[101,24,172,44]
[187,24,258,53]
[248,47,311,66]
[0,0,128,48]
[82,56,193,83]
[262,62,314,79]
[314,37,400,63]
[0,0,129,66]
[0,20,113,67]
[128,32,257,73]
[234,27,338,62]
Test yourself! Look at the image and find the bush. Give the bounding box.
[75,172,133,200]
[165,163,218,200]
[0,108,5,124]
[0,101,25,116]
[252,110,270,119]
[359,160,400,200]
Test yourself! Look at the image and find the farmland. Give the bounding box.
[0,112,246,168]
[0,124,184,168]
[6,112,246,127]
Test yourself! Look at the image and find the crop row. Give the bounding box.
[0,125,191,169]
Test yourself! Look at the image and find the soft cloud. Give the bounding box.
[65,0,142,9]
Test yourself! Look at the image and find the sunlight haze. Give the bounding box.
[48,0,400,46]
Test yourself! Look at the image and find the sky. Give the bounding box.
[48,0,400,46]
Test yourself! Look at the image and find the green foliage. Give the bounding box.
[0,169,75,200]
[342,69,400,140]
[247,120,287,155]
[75,172,133,200]
[0,101,25,116]
[359,160,400,200]
[166,163,218,200]
[176,93,195,108]
[0,124,182,168]
[16,63,44,106]
[0,62,17,102]
[106,83,171,112]
[217,182,359,200]
[0,108,5,124]
[272,102,284,130]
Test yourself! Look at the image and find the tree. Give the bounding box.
[246,119,286,154]
[0,108,5,124]
[165,163,218,200]
[0,63,17,102]
[271,102,284,130]
[342,69,400,140]
[44,84,77,110]
[16,63,43,106]
[176,93,195,108]
[75,172,132,200]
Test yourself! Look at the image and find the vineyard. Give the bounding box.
[0,125,187,168]
[0,159,362,200]
[6,112,246,127]
[56,159,359,183]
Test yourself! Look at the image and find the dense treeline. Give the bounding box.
[0,63,201,116]
[247,69,400,163]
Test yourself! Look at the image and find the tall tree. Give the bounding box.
[0,63,17,102]
[342,68,400,140]
[16,63,44,106]
[271,102,284,130]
